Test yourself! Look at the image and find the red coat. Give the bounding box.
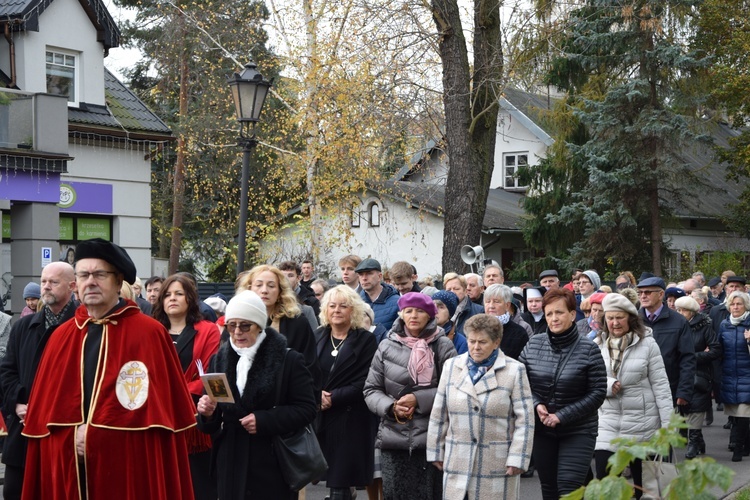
[22,301,197,500]
[181,320,221,397]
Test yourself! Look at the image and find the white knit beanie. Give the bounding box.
[225,290,267,328]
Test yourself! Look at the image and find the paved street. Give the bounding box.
[304,411,750,500]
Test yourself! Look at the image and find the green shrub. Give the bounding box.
[562,415,734,500]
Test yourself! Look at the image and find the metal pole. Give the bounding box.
[237,136,255,275]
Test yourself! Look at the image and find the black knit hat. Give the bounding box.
[74,238,137,284]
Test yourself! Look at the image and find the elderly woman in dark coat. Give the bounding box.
[197,290,317,498]
[364,292,457,500]
[315,285,378,500]
[674,295,721,459]
[518,288,607,500]
[718,290,750,461]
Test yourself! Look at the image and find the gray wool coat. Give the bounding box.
[426,352,534,500]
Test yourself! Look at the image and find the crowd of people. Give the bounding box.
[1,246,750,500]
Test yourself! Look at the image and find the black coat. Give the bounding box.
[640,307,696,404]
[314,326,378,488]
[709,303,730,335]
[688,313,721,413]
[279,314,322,404]
[519,324,606,437]
[0,305,76,466]
[500,320,529,361]
[521,311,548,335]
[197,328,317,499]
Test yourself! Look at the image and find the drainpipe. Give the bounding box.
[3,22,17,89]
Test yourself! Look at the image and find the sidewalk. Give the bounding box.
[305,412,750,500]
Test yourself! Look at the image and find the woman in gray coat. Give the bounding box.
[364,292,457,500]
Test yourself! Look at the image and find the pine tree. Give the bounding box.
[527,1,711,274]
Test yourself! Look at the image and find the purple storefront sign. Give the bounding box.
[0,170,61,203]
[59,181,113,214]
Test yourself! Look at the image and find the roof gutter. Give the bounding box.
[3,21,18,89]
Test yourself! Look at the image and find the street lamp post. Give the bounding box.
[227,59,272,275]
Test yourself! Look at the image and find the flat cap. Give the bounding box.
[637,276,666,290]
[707,277,722,288]
[539,269,558,279]
[355,258,381,273]
[75,238,137,284]
[726,276,747,286]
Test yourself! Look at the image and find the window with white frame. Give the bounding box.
[46,49,77,104]
[368,202,380,227]
[504,152,528,189]
[350,205,361,227]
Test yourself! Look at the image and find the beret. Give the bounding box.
[726,276,747,285]
[674,296,700,313]
[75,238,136,285]
[398,291,437,318]
[602,293,638,316]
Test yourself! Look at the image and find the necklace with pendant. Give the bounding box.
[331,334,346,357]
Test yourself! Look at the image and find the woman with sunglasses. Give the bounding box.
[196,290,317,498]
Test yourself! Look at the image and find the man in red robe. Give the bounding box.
[22,239,197,500]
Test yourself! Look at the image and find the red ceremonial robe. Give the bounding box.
[22,300,197,500]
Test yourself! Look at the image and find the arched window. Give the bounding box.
[368,202,380,227]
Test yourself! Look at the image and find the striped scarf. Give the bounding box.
[607,332,633,377]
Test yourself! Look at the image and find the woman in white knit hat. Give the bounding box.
[196,290,317,498]
[594,293,673,499]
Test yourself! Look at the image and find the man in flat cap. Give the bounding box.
[637,276,695,412]
[356,258,400,330]
[539,269,560,290]
[21,239,196,499]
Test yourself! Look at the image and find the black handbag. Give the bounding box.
[272,349,328,491]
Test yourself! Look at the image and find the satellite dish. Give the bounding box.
[461,245,484,265]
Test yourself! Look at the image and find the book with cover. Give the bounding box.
[196,359,235,403]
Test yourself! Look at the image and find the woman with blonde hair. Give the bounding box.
[315,285,378,500]
[236,264,320,402]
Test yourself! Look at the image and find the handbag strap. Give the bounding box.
[549,335,581,403]
[274,348,291,407]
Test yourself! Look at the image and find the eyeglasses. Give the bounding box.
[75,271,117,281]
[637,289,660,296]
[226,322,256,333]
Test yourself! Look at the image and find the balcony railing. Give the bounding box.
[0,88,34,151]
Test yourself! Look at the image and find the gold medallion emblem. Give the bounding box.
[116,361,149,410]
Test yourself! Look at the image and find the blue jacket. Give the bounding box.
[453,331,468,355]
[454,298,484,335]
[719,315,750,405]
[361,283,400,331]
